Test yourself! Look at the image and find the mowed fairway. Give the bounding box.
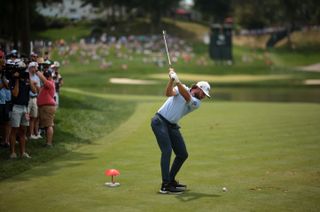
[0,97,319,211]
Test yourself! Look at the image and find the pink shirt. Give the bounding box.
[37,79,56,106]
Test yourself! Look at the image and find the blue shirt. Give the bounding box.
[158,85,201,124]
[4,88,11,102]
[0,79,6,104]
[0,88,5,104]
[1,79,11,102]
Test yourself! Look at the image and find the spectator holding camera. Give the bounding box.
[27,62,41,140]
[36,69,56,147]
[51,61,63,107]
[9,60,37,159]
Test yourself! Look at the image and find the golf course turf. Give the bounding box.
[0,93,319,211]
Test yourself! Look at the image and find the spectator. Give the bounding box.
[36,70,56,147]
[27,62,41,140]
[9,60,37,159]
[30,52,38,62]
[0,50,11,148]
[0,79,7,146]
[51,61,63,107]
[0,81,11,148]
[44,51,50,61]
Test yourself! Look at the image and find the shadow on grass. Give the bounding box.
[59,94,103,111]
[0,129,95,181]
[12,150,97,182]
[176,191,221,202]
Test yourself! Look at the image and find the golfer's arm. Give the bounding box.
[165,79,177,97]
[176,82,191,102]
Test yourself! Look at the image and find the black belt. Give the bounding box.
[30,96,37,99]
[156,113,178,128]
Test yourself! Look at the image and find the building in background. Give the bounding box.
[36,0,102,21]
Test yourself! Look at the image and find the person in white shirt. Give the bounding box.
[151,68,211,194]
[27,62,41,139]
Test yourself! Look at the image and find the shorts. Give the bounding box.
[10,105,29,128]
[28,97,38,118]
[39,105,56,128]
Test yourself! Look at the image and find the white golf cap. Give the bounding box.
[196,81,211,98]
[53,61,60,68]
[28,61,38,68]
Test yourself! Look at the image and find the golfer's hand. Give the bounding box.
[169,70,180,84]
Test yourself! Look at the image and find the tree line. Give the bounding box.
[1,0,319,55]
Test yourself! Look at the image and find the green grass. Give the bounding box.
[34,24,91,42]
[0,100,319,211]
[269,47,320,67]
[0,92,135,180]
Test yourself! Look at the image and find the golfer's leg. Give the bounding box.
[169,127,188,181]
[151,116,172,183]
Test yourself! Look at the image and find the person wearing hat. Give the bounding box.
[27,62,41,140]
[151,68,211,194]
[9,49,18,59]
[51,61,63,108]
[9,61,37,159]
[36,69,56,147]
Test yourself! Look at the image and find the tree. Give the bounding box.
[0,0,62,55]
[82,0,129,24]
[82,0,180,32]
[233,0,320,47]
[0,0,30,54]
[194,0,232,23]
[135,0,180,29]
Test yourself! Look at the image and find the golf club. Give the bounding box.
[162,30,172,68]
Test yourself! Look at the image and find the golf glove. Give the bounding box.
[169,71,180,84]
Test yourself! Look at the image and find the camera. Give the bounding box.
[2,60,29,80]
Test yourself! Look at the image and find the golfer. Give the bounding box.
[151,68,211,194]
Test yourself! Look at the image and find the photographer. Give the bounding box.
[9,60,37,159]
[36,69,56,147]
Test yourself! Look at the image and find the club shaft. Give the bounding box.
[162,30,172,67]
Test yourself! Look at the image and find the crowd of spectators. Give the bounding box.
[52,33,208,71]
[0,49,63,159]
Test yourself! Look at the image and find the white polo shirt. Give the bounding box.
[158,85,201,124]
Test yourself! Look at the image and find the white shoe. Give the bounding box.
[30,135,39,140]
[10,152,17,159]
[36,134,43,139]
[21,152,32,159]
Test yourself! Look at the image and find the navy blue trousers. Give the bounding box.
[151,114,188,183]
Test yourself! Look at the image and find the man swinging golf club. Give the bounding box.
[151,68,211,194]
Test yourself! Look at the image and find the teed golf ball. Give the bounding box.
[222,187,228,192]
